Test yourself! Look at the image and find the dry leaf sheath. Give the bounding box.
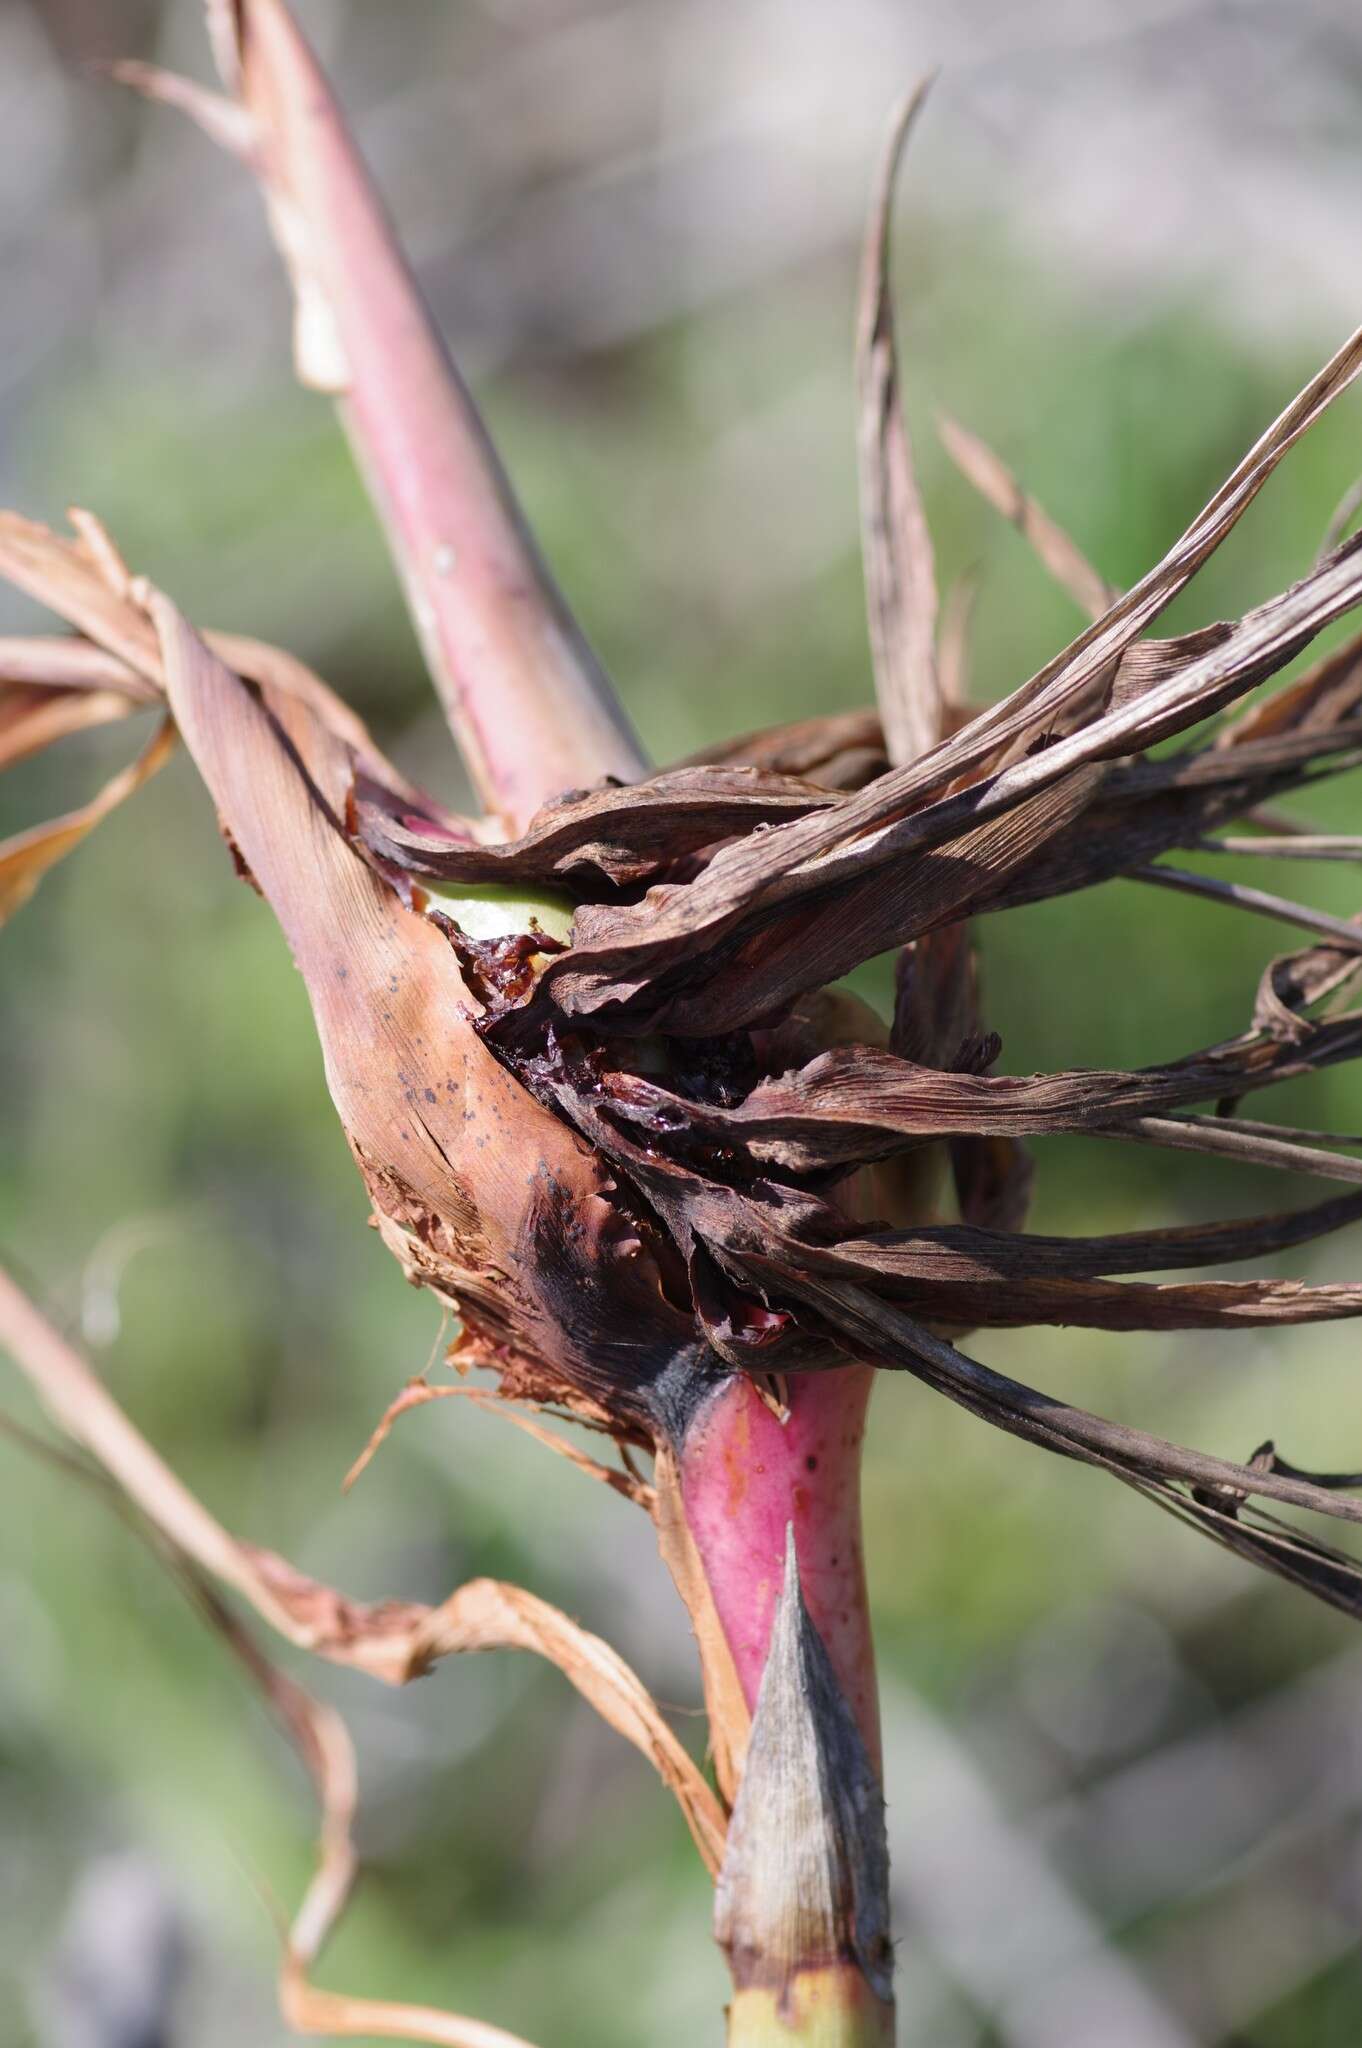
[4,8,1362,2044]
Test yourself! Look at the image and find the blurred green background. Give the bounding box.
[2,2,1362,2043]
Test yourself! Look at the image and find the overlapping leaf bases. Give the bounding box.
[5,25,1362,1645]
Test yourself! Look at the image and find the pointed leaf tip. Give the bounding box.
[716,1523,893,2008]
[856,77,942,770]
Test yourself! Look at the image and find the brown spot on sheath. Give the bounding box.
[724,1401,752,1517]
[805,1454,819,1472]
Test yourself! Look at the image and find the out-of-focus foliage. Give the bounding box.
[1,3,1361,2044]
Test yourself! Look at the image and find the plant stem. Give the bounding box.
[658,1368,891,2039]
[727,1969,895,2047]
[676,1366,881,1764]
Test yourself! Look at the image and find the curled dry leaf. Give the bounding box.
[1,1338,544,2048]
[596,1005,1362,1170]
[344,1377,656,1511]
[678,709,889,792]
[0,1265,725,1875]
[0,715,175,925]
[0,510,460,921]
[1133,861,1362,952]
[183,1592,526,2048]
[0,661,143,771]
[354,764,842,893]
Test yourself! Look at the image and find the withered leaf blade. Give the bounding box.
[0,1264,726,1876]
[1206,834,1362,862]
[599,1008,1362,1172]
[1140,1485,1362,1630]
[1218,619,1362,746]
[355,763,841,891]
[804,1263,1362,1335]
[828,1185,1362,1281]
[981,722,1362,917]
[1092,1113,1362,1186]
[0,511,164,678]
[951,319,1362,766]
[0,515,468,923]
[0,716,175,926]
[0,636,153,770]
[0,1389,539,2048]
[0,635,156,697]
[678,709,888,793]
[938,411,1118,622]
[1133,861,1362,953]
[891,921,1035,1237]
[0,514,439,800]
[937,567,982,713]
[488,1036,1362,1558]
[1254,927,1362,1041]
[856,80,941,768]
[749,1268,1362,1530]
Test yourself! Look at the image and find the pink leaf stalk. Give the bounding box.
[675,1367,881,1771]
[202,0,648,833]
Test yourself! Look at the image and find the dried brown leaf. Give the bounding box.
[0,678,140,772]
[0,515,434,798]
[5,1343,541,2047]
[830,1186,1362,1281]
[1094,1114,1362,1185]
[0,715,175,924]
[548,762,1104,1036]
[1133,862,1362,952]
[936,567,981,713]
[744,1265,1362,1532]
[601,1001,1362,1172]
[0,1265,725,1873]
[344,1377,655,1510]
[856,80,941,767]
[678,710,888,793]
[357,763,840,891]
[938,412,1117,621]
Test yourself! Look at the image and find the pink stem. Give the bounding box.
[676,1365,881,1770]
[217,0,648,833]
